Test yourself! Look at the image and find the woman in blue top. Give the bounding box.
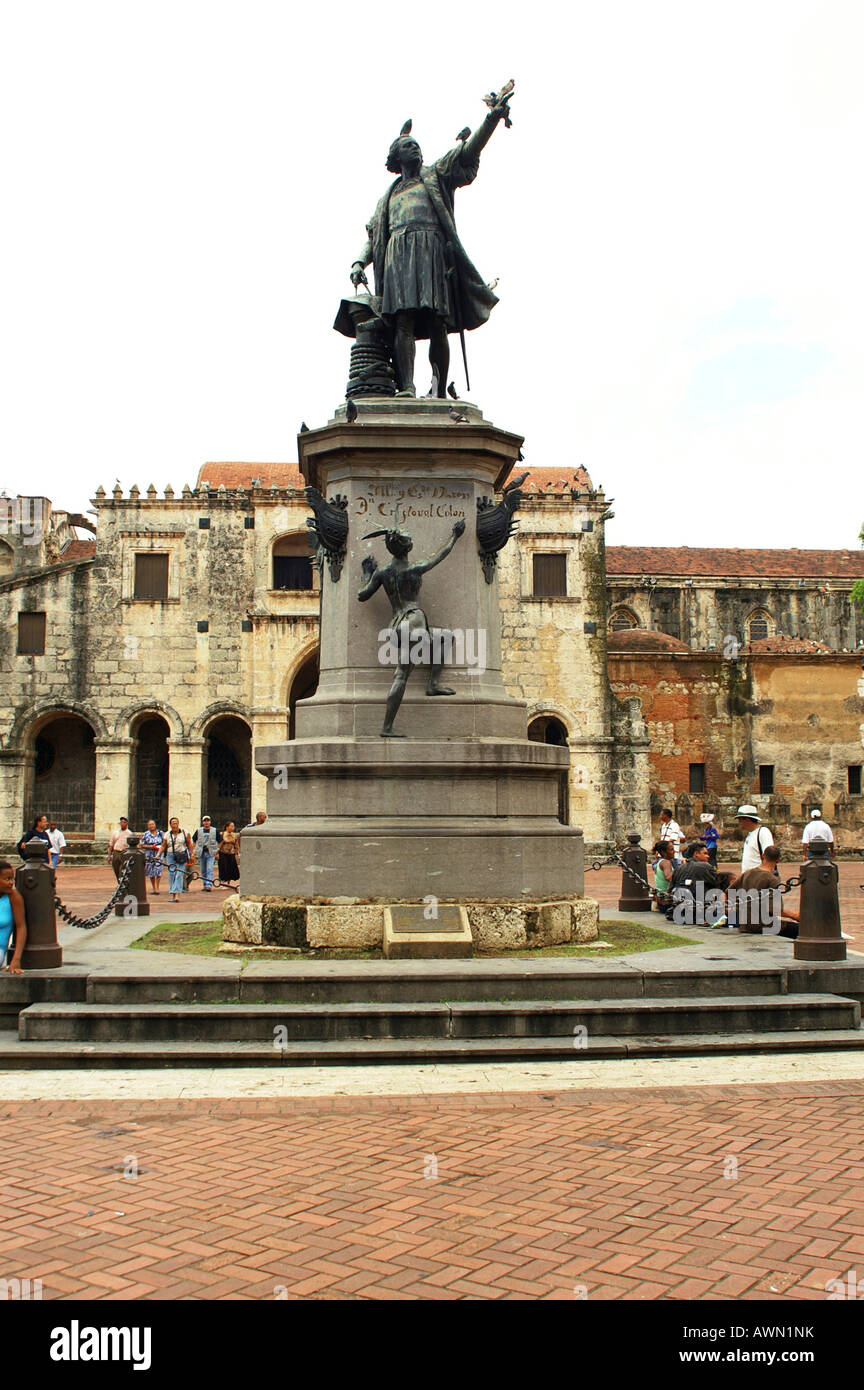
[0,860,27,973]
[700,816,720,867]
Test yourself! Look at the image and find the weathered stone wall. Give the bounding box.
[609,650,864,849]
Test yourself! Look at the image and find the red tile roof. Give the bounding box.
[744,635,833,654]
[606,547,864,579]
[607,628,690,652]
[197,463,304,490]
[61,539,96,561]
[522,467,594,494]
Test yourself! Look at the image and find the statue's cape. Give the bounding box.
[366,145,499,334]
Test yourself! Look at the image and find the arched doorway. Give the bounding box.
[528,715,570,824]
[131,715,170,830]
[29,714,96,834]
[288,648,319,739]
[203,716,252,830]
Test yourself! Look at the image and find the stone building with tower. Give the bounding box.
[1,472,863,858]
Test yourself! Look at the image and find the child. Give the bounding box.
[700,814,719,866]
[0,860,27,974]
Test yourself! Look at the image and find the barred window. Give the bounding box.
[689,763,706,794]
[849,766,862,796]
[133,553,169,600]
[532,553,567,597]
[749,618,769,641]
[759,765,774,795]
[17,611,46,655]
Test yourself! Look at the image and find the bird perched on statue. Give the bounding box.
[447,381,458,400]
[449,407,469,423]
[346,398,358,423]
[483,78,515,126]
[299,422,309,433]
[455,126,471,143]
[476,472,527,556]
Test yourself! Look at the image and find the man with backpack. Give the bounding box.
[736,805,774,870]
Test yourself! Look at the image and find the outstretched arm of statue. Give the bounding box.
[350,237,373,287]
[415,519,466,574]
[460,91,514,167]
[358,555,383,600]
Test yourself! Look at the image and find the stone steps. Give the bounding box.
[1,1028,864,1069]
[17,993,860,1044]
[83,964,864,1006]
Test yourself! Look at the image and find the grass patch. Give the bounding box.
[130,921,382,961]
[492,920,698,959]
[130,918,695,961]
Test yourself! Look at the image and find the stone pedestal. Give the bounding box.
[245,398,584,909]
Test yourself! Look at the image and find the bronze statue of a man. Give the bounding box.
[358,518,465,737]
[349,85,515,398]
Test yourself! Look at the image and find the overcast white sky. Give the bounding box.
[2,0,862,548]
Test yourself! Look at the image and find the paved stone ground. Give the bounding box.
[1,1080,863,1300]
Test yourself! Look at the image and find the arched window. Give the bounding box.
[746,610,773,642]
[272,534,314,591]
[609,607,639,631]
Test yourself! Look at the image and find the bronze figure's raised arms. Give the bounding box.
[358,517,466,737]
[349,80,515,399]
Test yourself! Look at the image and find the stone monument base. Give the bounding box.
[221,894,599,953]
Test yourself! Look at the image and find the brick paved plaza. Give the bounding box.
[2,1077,864,1300]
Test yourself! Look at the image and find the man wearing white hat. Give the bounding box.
[801,809,835,860]
[737,805,774,872]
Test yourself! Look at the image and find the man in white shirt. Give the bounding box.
[47,819,66,872]
[658,808,684,864]
[801,809,835,860]
[737,805,774,871]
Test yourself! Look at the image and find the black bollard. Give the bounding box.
[618,832,652,913]
[114,835,150,919]
[794,837,845,962]
[15,842,63,970]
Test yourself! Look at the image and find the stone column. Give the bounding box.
[0,751,32,849]
[94,739,133,845]
[167,738,205,827]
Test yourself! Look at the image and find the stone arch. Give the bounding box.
[527,713,570,747]
[114,701,184,740]
[285,642,320,739]
[25,709,99,835]
[609,605,640,631]
[188,701,253,741]
[745,608,774,643]
[0,538,14,576]
[201,712,253,830]
[7,700,109,753]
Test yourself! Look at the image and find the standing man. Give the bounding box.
[108,817,133,881]
[736,804,774,871]
[192,815,221,893]
[349,84,514,398]
[46,819,66,874]
[801,808,836,860]
[658,808,684,864]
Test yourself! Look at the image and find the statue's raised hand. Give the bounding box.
[452,519,466,538]
[361,554,378,578]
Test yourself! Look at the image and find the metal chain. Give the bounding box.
[779,875,802,895]
[55,854,137,930]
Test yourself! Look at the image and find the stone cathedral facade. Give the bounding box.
[1,465,863,857]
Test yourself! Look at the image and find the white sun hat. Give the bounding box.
[735,804,760,819]
[810,809,822,818]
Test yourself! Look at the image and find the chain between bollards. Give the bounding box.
[55,854,136,930]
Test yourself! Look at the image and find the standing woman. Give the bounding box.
[0,860,27,974]
[140,820,164,895]
[158,817,192,902]
[218,822,240,888]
